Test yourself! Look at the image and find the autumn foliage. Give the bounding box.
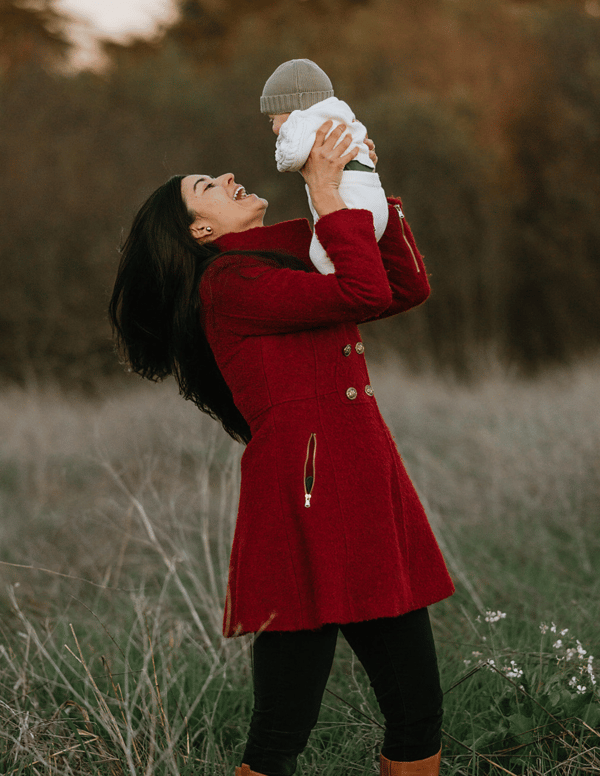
[1,0,600,385]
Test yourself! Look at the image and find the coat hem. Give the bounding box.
[222,585,455,638]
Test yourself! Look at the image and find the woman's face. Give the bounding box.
[181,173,268,242]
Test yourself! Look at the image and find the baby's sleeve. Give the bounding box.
[275,111,329,172]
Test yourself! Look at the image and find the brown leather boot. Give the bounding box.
[235,765,267,776]
[380,748,441,776]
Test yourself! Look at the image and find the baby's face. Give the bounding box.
[268,113,291,136]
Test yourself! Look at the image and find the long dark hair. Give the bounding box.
[108,174,306,444]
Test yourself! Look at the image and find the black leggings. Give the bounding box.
[242,608,443,776]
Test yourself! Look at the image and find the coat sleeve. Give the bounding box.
[360,197,430,323]
[200,209,392,336]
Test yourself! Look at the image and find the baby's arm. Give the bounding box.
[276,110,333,172]
[275,97,369,173]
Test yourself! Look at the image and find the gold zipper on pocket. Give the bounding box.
[304,433,317,508]
[395,204,420,273]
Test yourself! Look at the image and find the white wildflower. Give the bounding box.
[550,622,557,633]
[540,623,549,634]
[553,639,563,649]
[576,685,587,695]
[566,648,577,661]
[485,658,496,671]
[504,660,524,679]
[485,611,507,623]
[472,651,482,657]
[587,656,596,686]
[569,676,578,688]
[560,628,569,636]
[464,659,472,667]
[577,640,587,658]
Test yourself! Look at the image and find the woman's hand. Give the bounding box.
[300,120,358,218]
[365,134,378,169]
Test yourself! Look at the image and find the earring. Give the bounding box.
[205,226,212,233]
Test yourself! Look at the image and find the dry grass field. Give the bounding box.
[0,358,598,774]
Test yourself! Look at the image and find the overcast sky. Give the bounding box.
[56,0,178,67]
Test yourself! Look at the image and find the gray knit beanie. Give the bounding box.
[260,59,334,114]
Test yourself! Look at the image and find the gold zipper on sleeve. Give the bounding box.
[395,204,420,273]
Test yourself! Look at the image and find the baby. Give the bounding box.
[261,59,389,275]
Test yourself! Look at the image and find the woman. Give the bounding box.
[109,122,454,776]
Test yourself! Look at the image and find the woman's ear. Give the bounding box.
[190,219,214,241]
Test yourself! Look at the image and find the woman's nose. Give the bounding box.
[216,173,235,186]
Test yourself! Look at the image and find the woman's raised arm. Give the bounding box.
[201,208,392,336]
[360,198,430,323]
[300,120,358,217]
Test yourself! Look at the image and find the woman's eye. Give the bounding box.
[205,182,215,189]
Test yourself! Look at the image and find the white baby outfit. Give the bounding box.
[275,97,389,275]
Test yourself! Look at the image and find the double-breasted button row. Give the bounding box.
[342,342,365,356]
[346,385,375,400]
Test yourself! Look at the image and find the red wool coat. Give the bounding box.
[200,199,455,637]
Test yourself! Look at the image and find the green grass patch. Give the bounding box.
[0,361,599,774]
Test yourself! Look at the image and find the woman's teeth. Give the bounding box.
[233,186,249,201]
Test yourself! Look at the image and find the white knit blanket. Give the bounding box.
[275,97,374,173]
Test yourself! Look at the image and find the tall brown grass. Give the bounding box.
[0,358,599,773]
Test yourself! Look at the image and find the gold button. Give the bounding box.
[365,385,374,396]
[346,387,358,400]
[355,342,365,354]
[343,344,352,356]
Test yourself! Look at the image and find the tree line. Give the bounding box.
[1,0,599,387]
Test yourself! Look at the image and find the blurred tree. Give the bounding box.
[1,0,600,386]
[166,0,380,65]
[0,0,70,73]
[167,0,281,62]
[502,6,600,367]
